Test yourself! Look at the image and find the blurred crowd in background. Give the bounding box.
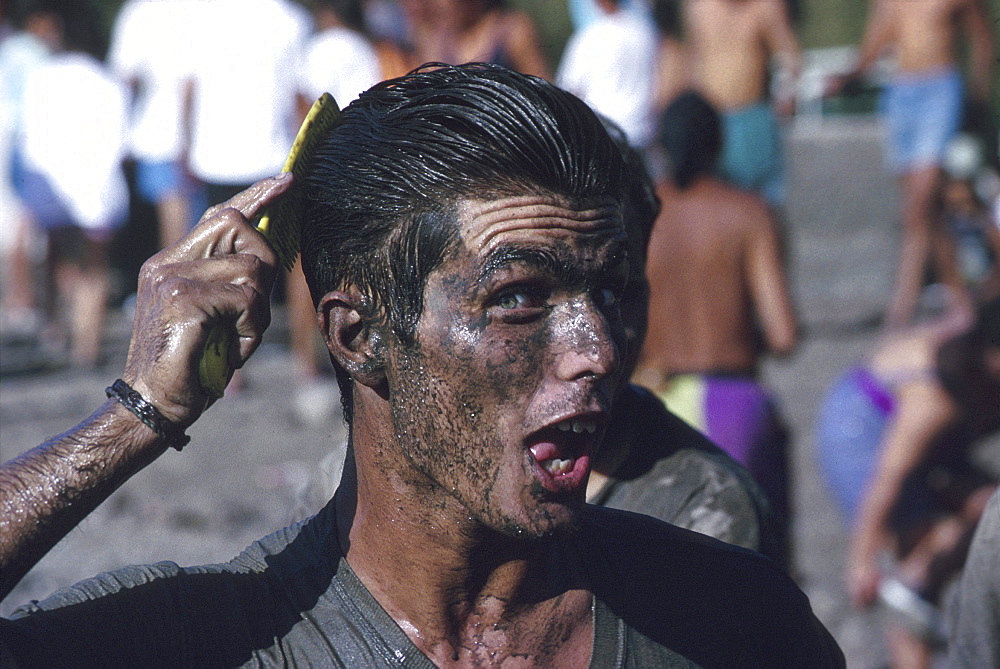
[1,1,998,666]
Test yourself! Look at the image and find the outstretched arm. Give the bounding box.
[761,0,802,115]
[846,379,958,607]
[827,0,896,96]
[746,207,799,356]
[0,175,292,600]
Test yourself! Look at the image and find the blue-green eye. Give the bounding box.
[497,291,535,310]
[490,285,550,322]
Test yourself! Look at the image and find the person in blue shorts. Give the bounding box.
[829,0,994,329]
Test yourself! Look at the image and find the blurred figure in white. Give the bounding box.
[185,0,311,207]
[17,0,129,367]
[0,2,57,336]
[182,0,310,393]
[108,0,203,249]
[298,0,382,107]
[556,0,658,154]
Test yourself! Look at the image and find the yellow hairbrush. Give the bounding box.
[199,93,341,399]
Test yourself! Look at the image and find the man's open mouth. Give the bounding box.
[527,416,600,491]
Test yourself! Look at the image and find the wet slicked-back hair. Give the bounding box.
[300,63,626,418]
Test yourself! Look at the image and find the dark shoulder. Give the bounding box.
[3,507,341,667]
[581,502,769,579]
[580,505,844,667]
[581,504,788,610]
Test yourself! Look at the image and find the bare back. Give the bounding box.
[683,0,799,110]
[637,178,797,381]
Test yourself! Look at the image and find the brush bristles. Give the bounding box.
[259,93,340,272]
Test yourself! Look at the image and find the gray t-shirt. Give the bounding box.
[3,495,841,667]
[591,385,783,564]
[948,488,1000,668]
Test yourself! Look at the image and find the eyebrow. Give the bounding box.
[477,243,627,289]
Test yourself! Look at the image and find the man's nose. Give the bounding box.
[552,299,621,382]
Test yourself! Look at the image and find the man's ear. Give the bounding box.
[318,288,386,388]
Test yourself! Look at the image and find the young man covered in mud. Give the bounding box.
[0,64,843,667]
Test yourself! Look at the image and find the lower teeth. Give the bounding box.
[544,458,573,475]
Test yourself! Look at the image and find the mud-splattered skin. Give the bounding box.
[384,193,628,538]
[332,193,628,666]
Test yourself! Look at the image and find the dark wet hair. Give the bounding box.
[300,62,626,419]
[659,90,722,190]
[601,117,660,378]
[604,121,659,263]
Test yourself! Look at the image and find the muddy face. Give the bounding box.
[385,194,628,538]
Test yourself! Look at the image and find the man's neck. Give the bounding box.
[337,419,595,665]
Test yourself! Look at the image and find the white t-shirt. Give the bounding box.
[298,27,381,109]
[21,53,129,230]
[186,0,312,185]
[556,9,658,149]
[107,0,203,163]
[0,31,50,230]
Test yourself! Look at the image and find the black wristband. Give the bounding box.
[106,379,190,451]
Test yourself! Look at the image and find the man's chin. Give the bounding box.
[486,501,585,542]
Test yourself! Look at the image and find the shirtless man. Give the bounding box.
[682,0,801,207]
[830,0,994,329]
[0,64,841,667]
[634,90,799,554]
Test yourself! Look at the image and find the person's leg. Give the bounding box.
[156,193,190,249]
[68,232,110,368]
[1,212,40,326]
[927,205,972,318]
[885,165,944,328]
[886,624,932,669]
[3,148,38,323]
[13,161,69,341]
[884,69,967,328]
[288,259,321,379]
[137,161,192,249]
[44,230,70,351]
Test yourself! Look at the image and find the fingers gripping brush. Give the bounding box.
[199,93,341,399]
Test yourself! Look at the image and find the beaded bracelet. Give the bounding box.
[105,379,190,451]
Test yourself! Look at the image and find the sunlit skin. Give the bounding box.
[329,193,628,666]
[683,0,801,112]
